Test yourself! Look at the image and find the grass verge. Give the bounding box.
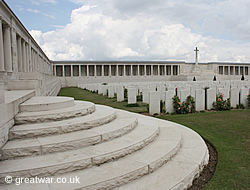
[59,87,250,190]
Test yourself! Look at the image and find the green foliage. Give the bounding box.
[172,95,195,114]
[213,93,231,111]
[236,104,245,109]
[124,88,127,99]
[136,94,142,102]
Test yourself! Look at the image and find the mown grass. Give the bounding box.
[59,87,250,190]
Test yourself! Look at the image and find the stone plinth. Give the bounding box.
[128,88,136,104]
[195,89,205,111]
[149,91,160,115]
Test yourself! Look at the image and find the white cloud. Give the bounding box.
[30,0,250,62]
[27,9,40,13]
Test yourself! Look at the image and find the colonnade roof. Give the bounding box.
[52,61,250,66]
[52,61,186,65]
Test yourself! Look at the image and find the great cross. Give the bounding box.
[194,47,199,65]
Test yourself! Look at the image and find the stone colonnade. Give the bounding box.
[53,63,180,77]
[0,3,52,77]
[218,65,249,76]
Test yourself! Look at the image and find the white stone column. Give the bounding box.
[130,65,133,76]
[54,65,56,76]
[71,65,73,77]
[3,25,12,72]
[25,43,29,72]
[79,65,81,77]
[0,19,5,72]
[171,65,174,76]
[22,41,26,72]
[123,65,126,76]
[102,65,104,76]
[144,65,146,76]
[86,65,89,76]
[137,65,139,76]
[151,65,153,76]
[158,65,160,76]
[62,65,65,76]
[109,65,111,76]
[164,65,166,75]
[94,65,97,76]
[116,65,119,76]
[149,91,160,115]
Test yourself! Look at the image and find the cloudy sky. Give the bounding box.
[5,0,250,62]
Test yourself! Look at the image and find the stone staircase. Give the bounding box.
[0,96,209,190]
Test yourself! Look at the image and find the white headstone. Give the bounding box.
[0,83,4,104]
[142,88,150,103]
[108,85,114,98]
[218,88,230,100]
[117,85,124,102]
[207,88,216,110]
[98,84,103,94]
[149,91,160,115]
[102,85,108,96]
[165,89,175,114]
[128,88,136,104]
[195,89,205,111]
[240,88,248,107]
[230,88,239,108]
[180,89,190,103]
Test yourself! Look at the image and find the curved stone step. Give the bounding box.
[0,123,161,183]
[115,117,209,190]
[1,118,138,160]
[9,105,117,140]
[19,96,75,112]
[15,101,95,124]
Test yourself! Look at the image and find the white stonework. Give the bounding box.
[165,89,175,113]
[195,89,205,111]
[180,89,190,103]
[142,88,150,104]
[128,88,136,104]
[117,85,124,102]
[149,91,160,115]
[240,88,249,107]
[108,85,114,98]
[230,88,239,108]
[207,88,216,110]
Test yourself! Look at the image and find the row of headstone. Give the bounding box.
[78,80,250,114]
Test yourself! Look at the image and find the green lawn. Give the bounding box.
[59,87,250,190]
